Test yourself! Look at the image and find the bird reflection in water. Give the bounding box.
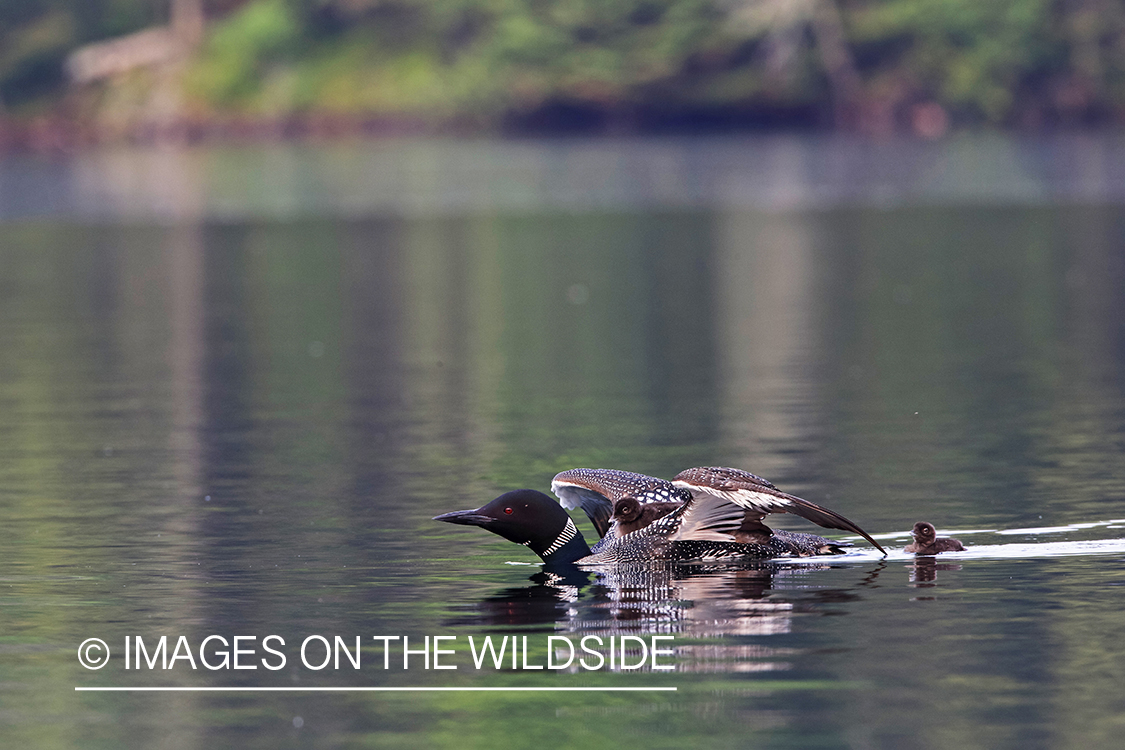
[909,557,963,587]
[444,562,878,673]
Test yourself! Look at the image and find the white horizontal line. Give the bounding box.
[75,686,676,692]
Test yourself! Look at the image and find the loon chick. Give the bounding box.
[904,522,965,554]
[551,468,691,539]
[672,466,887,555]
[611,496,775,544]
[434,488,852,565]
[612,497,681,536]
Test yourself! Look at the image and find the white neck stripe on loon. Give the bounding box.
[538,517,578,557]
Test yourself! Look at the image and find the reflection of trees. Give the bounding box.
[713,209,823,488]
[817,204,1125,529]
[4,144,1125,745]
[481,213,721,486]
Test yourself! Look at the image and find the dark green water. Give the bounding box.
[2,137,1124,749]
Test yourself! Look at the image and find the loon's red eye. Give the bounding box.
[504,507,514,515]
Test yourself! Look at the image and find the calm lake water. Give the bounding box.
[2,135,1124,749]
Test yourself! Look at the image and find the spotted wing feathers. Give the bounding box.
[551,468,690,539]
[672,466,886,554]
[655,492,748,543]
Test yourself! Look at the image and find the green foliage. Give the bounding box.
[180,0,725,117]
[185,0,300,107]
[849,0,1062,121]
[6,0,1125,127]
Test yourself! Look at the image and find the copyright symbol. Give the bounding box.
[78,638,110,669]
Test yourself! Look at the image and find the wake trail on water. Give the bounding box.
[795,518,1125,563]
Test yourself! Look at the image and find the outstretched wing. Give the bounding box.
[551,468,689,539]
[672,466,886,554]
[550,481,613,538]
[649,492,747,542]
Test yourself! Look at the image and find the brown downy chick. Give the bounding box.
[904,522,965,554]
[611,498,681,536]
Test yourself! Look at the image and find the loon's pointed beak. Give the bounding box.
[433,508,493,527]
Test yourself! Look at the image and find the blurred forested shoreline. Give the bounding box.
[2,0,1125,150]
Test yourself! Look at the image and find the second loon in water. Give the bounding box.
[435,467,884,564]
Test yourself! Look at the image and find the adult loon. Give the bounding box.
[433,488,855,565]
[434,467,885,564]
[904,522,965,554]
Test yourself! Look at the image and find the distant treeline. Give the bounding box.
[3,0,1125,137]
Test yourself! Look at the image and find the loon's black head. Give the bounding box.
[433,489,591,564]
